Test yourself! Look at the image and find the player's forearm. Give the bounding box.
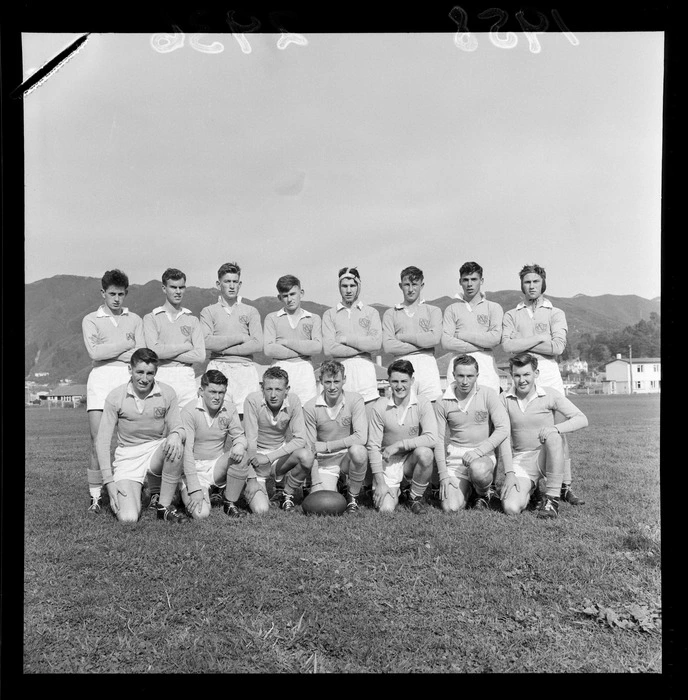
[182,449,203,494]
[555,413,588,434]
[457,329,499,349]
[402,332,439,349]
[498,441,515,473]
[382,337,417,355]
[146,342,190,359]
[267,433,305,462]
[501,336,540,354]
[264,343,299,359]
[204,334,236,352]
[231,336,262,355]
[176,347,205,364]
[86,339,133,361]
[283,338,321,355]
[324,339,358,357]
[441,335,483,353]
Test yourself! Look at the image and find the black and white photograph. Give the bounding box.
[7,3,674,682]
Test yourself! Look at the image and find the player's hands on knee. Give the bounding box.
[229,443,246,464]
[461,449,480,466]
[163,433,183,462]
[187,489,204,515]
[382,442,403,461]
[500,472,520,500]
[250,454,270,469]
[106,482,122,514]
[538,426,560,444]
[440,475,459,500]
[372,476,390,509]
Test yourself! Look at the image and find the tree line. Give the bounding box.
[575,312,660,368]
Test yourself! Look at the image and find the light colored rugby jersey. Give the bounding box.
[501,296,567,360]
[433,383,510,479]
[366,393,437,474]
[322,301,382,360]
[95,380,185,484]
[302,390,367,454]
[82,305,144,367]
[382,300,442,358]
[143,302,205,367]
[263,308,322,360]
[500,385,587,457]
[441,292,503,354]
[242,391,307,463]
[200,295,263,364]
[180,396,248,493]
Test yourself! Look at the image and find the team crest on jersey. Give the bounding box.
[239,315,250,327]
[302,323,313,338]
[419,318,432,332]
[535,323,549,334]
[340,415,352,427]
[154,407,167,419]
[359,317,371,331]
[219,416,230,431]
[408,426,418,436]
[126,331,136,342]
[180,325,192,337]
[474,410,488,424]
[477,314,489,326]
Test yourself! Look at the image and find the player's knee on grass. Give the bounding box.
[468,457,495,490]
[244,479,269,514]
[114,480,143,523]
[501,478,532,516]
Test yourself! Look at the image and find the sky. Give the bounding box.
[22,31,664,305]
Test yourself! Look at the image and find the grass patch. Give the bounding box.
[22,396,662,674]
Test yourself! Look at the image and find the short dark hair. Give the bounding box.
[101,269,129,290]
[276,274,301,294]
[217,262,241,280]
[519,264,547,294]
[201,369,228,387]
[261,366,290,385]
[319,360,345,380]
[400,266,423,283]
[131,348,159,367]
[459,262,483,278]
[509,352,539,372]
[452,354,479,372]
[162,268,186,285]
[388,359,415,378]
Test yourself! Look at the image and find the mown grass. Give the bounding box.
[22,396,662,674]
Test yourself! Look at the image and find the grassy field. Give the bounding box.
[20,395,664,675]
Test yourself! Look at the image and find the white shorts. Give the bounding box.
[400,353,442,401]
[446,443,497,482]
[531,356,565,395]
[339,357,379,403]
[87,364,131,411]
[112,438,166,484]
[155,365,199,408]
[206,360,261,415]
[271,359,317,405]
[510,448,546,484]
[312,452,346,491]
[181,455,224,492]
[253,445,289,481]
[449,351,501,394]
[376,452,415,490]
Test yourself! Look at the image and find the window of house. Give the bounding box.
[636,365,644,373]
[636,381,642,389]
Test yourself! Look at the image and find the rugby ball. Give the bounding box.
[301,489,347,516]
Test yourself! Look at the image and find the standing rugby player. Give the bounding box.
[382,266,443,402]
[441,262,503,393]
[321,266,382,410]
[502,264,583,506]
[82,269,144,514]
[200,262,262,418]
[263,274,322,406]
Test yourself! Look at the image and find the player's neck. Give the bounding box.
[205,403,221,418]
[392,394,410,407]
[324,392,343,408]
[222,295,239,307]
[453,385,475,402]
[516,386,537,401]
[283,305,302,316]
[164,299,183,312]
[132,383,154,400]
[403,298,421,308]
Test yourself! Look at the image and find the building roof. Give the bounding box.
[47,384,88,397]
[607,357,661,365]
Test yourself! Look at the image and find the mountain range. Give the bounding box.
[25,275,661,385]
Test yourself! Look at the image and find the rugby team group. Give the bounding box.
[82,261,588,524]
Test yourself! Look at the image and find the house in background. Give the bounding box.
[603,355,661,394]
[559,358,589,374]
[43,384,88,406]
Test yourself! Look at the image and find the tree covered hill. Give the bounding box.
[25,275,661,384]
